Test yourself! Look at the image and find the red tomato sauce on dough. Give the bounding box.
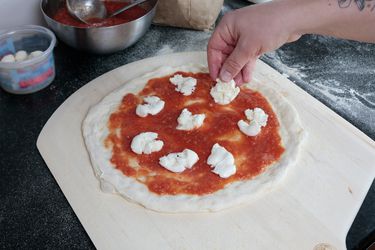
[53,1,147,28]
[106,72,285,195]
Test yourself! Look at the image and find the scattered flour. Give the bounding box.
[262,35,375,139]
[152,29,212,57]
[155,45,175,56]
[143,26,375,139]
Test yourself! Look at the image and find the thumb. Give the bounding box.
[219,42,251,82]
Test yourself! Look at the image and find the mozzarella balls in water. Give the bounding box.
[29,51,43,59]
[0,50,44,63]
[1,54,16,63]
[15,50,28,62]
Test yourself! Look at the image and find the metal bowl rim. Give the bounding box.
[40,0,158,30]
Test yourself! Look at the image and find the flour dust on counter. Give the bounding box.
[262,34,375,140]
[152,31,212,57]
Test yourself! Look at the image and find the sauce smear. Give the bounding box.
[53,1,147,28]
[106,72,285,195]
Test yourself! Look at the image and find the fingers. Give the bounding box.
[209,37,258,85]
[207,48,222,80]
[232,58,257,86]
[219,40,252,82]
[207,30,225,80]
[207,44,235,80]
[234,73,244,85]
[208,11,259,84]
[207,14,236,80]
[242,58,257,83]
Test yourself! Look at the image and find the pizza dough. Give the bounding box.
[82,64,305,213]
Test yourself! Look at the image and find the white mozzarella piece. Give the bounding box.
[210,78,240,105]
[169,74,197,96]
[238,107,268,136]
[207,143,236,178]
[136,96,165,117]
[159,149,199,173]
[176,108,205,131]
[131,132,164,155]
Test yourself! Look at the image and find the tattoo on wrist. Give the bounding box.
[338,0,371,11]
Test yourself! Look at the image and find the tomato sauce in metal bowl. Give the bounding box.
[53,1,148,28]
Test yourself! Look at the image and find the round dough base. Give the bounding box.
[82,64,305,213]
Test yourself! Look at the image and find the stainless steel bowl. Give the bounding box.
[41,0,157,54]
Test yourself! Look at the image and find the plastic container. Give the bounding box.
[0,25,56,94]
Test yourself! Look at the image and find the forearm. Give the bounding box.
[287,0,375,42]
[207,0,375,84]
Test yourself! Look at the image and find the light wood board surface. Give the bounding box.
[37,52,375,250]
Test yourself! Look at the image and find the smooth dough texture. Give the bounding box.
[82,64,306,213]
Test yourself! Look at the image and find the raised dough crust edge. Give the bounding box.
[82,64,306,213]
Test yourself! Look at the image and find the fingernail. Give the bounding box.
[220,70,232,82]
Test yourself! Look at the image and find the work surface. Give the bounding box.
[1,0,374,249]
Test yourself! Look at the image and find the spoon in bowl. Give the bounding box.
[66,0,148,25]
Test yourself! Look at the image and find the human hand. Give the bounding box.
[207,1,302,85]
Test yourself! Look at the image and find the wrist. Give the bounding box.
[277,0,335,37]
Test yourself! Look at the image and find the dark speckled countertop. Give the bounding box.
[0,0,374,249]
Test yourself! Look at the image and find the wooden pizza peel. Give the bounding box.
[37,51,375,250]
